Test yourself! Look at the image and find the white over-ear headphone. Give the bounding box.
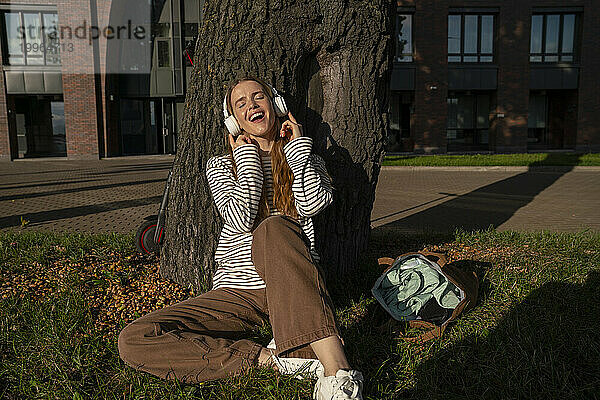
[222,81,288,136]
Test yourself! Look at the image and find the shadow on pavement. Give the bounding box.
[0,161,172,178]
[373,153,580,234]
[93,163,173,175]
[0,178,102,191]
[0,178,166,202]
[0,195,162,229]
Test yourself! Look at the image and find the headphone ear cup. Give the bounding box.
[273,96,288,117]
[224,115,241,136]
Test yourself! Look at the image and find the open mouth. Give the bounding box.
[249,111,265,123]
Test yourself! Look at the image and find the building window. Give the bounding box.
[447,93,491,150]
[448,14,494,63]
[157,39,171,68]
[1,11,60,66]
[395,14,413,62]
[530,13,577,63]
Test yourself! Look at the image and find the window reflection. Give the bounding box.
[481,15,493,54]
[3,12,24,65]
[464,15,478,54]
[530,15,543,57]
[562,14,575,54]
[51,101,65,136]
[448,15,461,54]
[530,13,576,63]
[545,14,560,54]
[1,10,61,66]
[23,13,43,63]
[43,13,60,64]
[528,93,547,145]
[396,14,413,62]
[448,14,494,63]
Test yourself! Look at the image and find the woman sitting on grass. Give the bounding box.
[118,75,364,399]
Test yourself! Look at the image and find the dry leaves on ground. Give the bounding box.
[1,249,194,339]
[1,240,539,340]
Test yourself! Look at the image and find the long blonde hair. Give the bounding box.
[223,76,298,228]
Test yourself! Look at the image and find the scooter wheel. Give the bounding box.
[135,219,162,255]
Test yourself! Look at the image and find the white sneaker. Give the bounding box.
[267,338,324,380]
[313,369,364,400]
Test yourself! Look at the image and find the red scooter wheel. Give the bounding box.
[135,219,162,255]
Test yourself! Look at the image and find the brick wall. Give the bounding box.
[411,0,448,153]
[575,0,600,152]
[397,0,596,154]
[491,1,531,152]
[57,0,100,159]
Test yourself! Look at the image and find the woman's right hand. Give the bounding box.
[228,133,253,150]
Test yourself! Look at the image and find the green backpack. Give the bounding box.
[372,251,479,343]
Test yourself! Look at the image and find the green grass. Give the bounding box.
[1,229,599,399]
[382,152,600,166]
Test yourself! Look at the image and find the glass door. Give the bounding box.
[12,96,66,158]
[120,99,158,155]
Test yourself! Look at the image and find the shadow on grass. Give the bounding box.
[324,227,598,398]
[329,254,600,399]
[332,256,493,398]
[325,229,456,310]
[323,226,494,397]
[408,271,599,399]
[327,227,493,311]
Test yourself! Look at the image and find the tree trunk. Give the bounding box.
[160,0,395,292]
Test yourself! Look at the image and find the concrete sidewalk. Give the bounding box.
[0,156,173,234]
[372,166,599,233]
[0,156,598,234]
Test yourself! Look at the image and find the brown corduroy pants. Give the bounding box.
[117,215,340,383]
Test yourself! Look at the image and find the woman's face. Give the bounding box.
[230,80,276,139]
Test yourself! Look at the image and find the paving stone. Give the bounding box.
[1,157,598,235]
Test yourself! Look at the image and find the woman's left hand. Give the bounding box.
[280,111,303,141]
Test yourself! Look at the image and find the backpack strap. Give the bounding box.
[377,257,395,268]
[377,251,447,270]
[402,320,447,343]
[401,267,478,344]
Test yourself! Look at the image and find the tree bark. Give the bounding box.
[160,0,395,292]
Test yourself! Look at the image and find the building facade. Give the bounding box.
[0,0,598,161]
[0,0,199,160]
[389,0,599,154]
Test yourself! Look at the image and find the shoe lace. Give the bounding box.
[332,375,362,399]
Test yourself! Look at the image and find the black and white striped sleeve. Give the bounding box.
[283,136,333,218]
[206,144,263,233]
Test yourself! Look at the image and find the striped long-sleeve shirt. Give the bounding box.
[205,136,333,290]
